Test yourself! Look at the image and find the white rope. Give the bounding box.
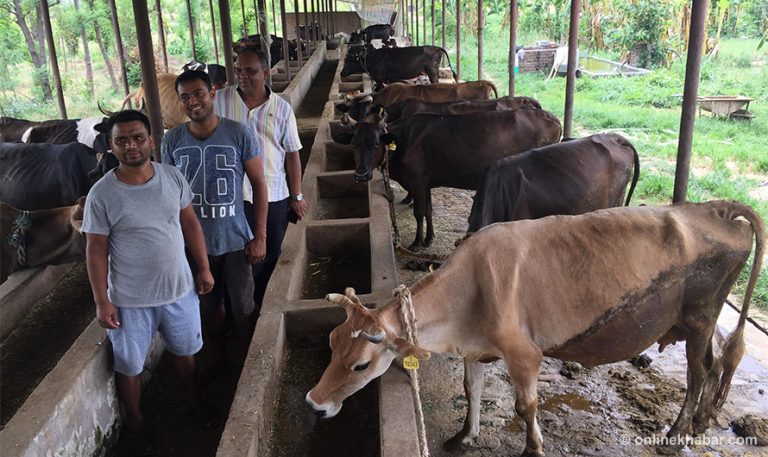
[394,284,430,457]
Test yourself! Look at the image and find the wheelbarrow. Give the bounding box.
[697,95,754,120]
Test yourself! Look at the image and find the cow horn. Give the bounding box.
[326,293,356,308]
[97,100,117,117]
[344,287,363,305]
[361,327,386,344]
[360,95,373,104]
[346,115,357,127]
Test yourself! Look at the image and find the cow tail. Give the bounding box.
[713,202,765,410]
[624,140,640,206]
[440,48,458,82]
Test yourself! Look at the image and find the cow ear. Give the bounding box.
[381,133,398,145]
[391,337,431,360]
[93,119,110,133]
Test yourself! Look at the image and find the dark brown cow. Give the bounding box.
[383,95,541,122]
[340,45,454,84]
[351,108,562,248]
[337,81,499,124]
[0,200,85,283]
[466,133,640,234]
[307,200,764,456]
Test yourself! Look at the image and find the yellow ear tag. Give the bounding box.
[387,142,397,151]
[403,355,420,370]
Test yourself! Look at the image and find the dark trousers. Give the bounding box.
[244,197,290,312]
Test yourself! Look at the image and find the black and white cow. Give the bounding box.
[0,116,110,153]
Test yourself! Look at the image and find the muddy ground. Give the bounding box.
[389,183,768,457]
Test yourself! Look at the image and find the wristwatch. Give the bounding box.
[292,193,304,202]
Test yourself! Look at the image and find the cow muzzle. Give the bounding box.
[305,392,341,418]
[354,171,372,182]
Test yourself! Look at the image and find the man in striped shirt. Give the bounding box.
[215,47,308,310]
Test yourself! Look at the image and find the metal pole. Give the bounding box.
[441,0,445,49]
[562,0,580,138]
[280,0,292,80]
[155,0,169,72]
[456,0,461,80]
[256,0,272,85]
[508,0,518,96]
[478,0,483,80]
[422,0,426,47]
[39,0,66,118]
[673,0,708,203]
[219,0,236,85]
[331,0,336,37]
[132,0,164,160]
[415,0,419,45]
[209,0,220,63]
[185,0,198,60]
[107,0,130,95]
[294,0,303,66]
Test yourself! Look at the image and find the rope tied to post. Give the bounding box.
[394,284,430,457]
[380,147,401,248]
[6,210,31,267]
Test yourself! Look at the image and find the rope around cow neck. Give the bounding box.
[6,210,31,267]
[394,284,430,457]
[380,148,402,248]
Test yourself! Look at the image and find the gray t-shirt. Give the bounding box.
[81,163,195,307]
[161,117,260,256]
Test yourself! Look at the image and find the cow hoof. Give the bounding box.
[407,242,422,251]
[520,447,545,457]
[422,238,433,247]
[444,433,476,452]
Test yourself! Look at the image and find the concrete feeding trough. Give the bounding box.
[323,141,356,172]
[216,52,419,457]
[314,172,370,220]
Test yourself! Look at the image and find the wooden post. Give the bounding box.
[219,0,237,85]
[673,0,708,203]
[280,0,292,80]
[39,0,66,118]
[241,0,248,36]
[155,0,169,72]
[562,0,580,138]
[294,0,303,66]
[477,0,483,80]
[456,0,461,81]
[209,0,220,63]
[132,0,164,160]
[272,0,278,35]
[185,0,198,60]
[107,0,130,95]
[430,0,434,45]
[508,0,518,96]
[441,0,445,49]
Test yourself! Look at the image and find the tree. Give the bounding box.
[2,0,54,100]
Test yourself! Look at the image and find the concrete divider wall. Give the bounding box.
[216,45,421,457]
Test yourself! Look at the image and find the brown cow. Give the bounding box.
[382,95,542,122]
[307,200,764,456]
[337,81,499,124]
[350,108,562,248]
[101,73,188,129]
[1,199,85,283]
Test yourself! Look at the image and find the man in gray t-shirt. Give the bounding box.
[82,110,218,454]
[163,70,268,367]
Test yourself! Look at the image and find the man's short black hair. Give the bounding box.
[175,70,213,93]
[108,110,151,135]
[235,47,269,69]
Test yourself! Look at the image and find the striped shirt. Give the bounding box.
[214,86,302,202]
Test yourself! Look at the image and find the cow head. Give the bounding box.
[351,113,389,182]
[340,45,367,77]
[306,288,430,418]
[88,151,120,184]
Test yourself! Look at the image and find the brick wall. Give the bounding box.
[518,47,557,73]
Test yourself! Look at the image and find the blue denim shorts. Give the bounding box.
[108,289,203,376]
